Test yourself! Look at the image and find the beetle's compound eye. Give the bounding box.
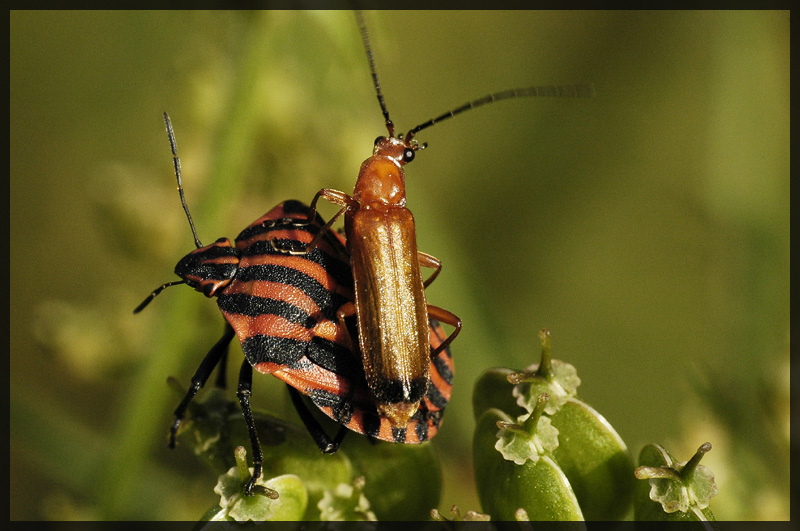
[374,136,385,146]
[403,148,415,163]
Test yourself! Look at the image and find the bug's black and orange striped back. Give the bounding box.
[215,200,454,443]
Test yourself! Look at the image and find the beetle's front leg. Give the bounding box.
[273,188,356,255]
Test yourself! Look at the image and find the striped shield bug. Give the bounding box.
[135,113,454,496]
[283,11,592,430]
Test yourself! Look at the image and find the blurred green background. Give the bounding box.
[10,11,789,520]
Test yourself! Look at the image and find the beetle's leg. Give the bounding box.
[169,324,235,448]
[300,188,353,226]
[287,386,348,453]
[417,251,443,288]
[335,302,357,350]
[426,305,462,356]
[236,360,265,496]
[273,189,356,255]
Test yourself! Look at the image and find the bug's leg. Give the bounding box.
[287,385,348,453]
[236,360,264,496]
[169,324,235,448]
[426,305,462,356]
[417,251,443,288]
[213,331,230,390]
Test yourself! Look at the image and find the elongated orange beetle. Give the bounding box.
[278,11,593,430]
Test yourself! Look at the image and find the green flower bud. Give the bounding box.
[473,407,584,521]
[511,329,581,415]
[634,442,718,523]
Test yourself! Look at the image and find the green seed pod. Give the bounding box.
[473,404,584,521]
[473,329,634,520]
[546,397,635,521]
[634,442,718,523]
[472,366,522,421]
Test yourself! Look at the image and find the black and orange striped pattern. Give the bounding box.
[176,200,454,444]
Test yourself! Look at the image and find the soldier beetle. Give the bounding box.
[280,11,591,429]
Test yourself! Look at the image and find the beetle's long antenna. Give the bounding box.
[163,112,203,249]
[405,84,595,143]
[355,10,395,138]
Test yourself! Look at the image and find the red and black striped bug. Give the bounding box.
[135,113,454,495]
[281,11,592,430]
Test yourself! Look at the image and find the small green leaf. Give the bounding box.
[213,468,308,521]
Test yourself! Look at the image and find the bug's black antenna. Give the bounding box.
[163,112,203,249]
[355,10,395,138]
[405,84,595,144]
[133,280,187,314]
